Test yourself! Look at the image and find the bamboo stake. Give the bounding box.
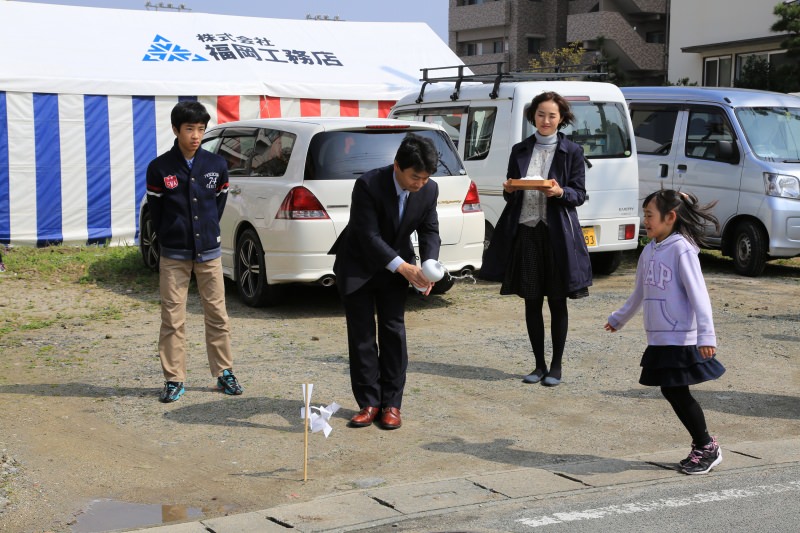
[303,383,311,482]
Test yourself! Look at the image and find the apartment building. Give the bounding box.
[449,1,796,88]
[449,0,667,83]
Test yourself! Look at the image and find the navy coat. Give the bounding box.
[480,133,592,294]
[329,164,441,296]
[145,140,229,262]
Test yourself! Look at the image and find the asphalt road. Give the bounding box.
[359,463,800,533]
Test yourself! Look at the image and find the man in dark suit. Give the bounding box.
[329,133,441,430]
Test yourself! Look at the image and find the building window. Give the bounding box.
[704,56,732,87]
[493,40,505,53]
[465,43,479,56]
[527,38,542,54]
[646,31,665,44]
[735,50,788,82]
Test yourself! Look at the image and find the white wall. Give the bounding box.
[669,0,780,84]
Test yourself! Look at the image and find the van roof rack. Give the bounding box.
[415,61,608,103]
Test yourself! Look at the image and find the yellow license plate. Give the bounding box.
[582,227,597,247]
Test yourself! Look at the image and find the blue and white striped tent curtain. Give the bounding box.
[0,92,393,247]
[0,92,194,247]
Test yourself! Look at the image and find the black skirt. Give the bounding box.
[500,222,566,300]
[639,345,726,387]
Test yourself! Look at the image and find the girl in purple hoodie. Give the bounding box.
[605,189,725,475]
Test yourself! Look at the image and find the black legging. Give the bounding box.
[525,296,568,377]
[661,386,711,447]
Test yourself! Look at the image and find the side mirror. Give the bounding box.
[716,140,740,164]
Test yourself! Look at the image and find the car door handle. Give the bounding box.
[659,164,669,178]
[230,185,242,195]
[676,164,687,172]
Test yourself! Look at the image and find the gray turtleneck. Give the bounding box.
[519,131,557,226]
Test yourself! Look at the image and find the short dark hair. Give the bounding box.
[395,133,438,174]
[171,101,210,130]
[525,91,576,130]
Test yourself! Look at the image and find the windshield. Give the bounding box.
[524,101,632,158]
[305,129,464,180]
[736,107,800,162]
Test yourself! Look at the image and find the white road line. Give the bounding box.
[517,480,800,528]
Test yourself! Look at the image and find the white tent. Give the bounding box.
[0,1,462,246]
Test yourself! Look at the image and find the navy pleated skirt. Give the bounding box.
[500,222,566,300]
[639,345,726,387]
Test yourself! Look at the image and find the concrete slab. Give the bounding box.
[265,492,399,532]
[727,438,800,464]
[202,510,288,533]
[545,458,676,487]
[127,522,208,533]
[468,468,583,498]
[367,478,505,514]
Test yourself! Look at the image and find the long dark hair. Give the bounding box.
[524,91,576,130]
[643,189,719,248]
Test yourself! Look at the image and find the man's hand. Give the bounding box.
[397,262,432,294]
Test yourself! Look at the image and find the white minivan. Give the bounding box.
[623,86,800,276]
[139,118,484,306]
[390,78,640,274]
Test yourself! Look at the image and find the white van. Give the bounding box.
[623,87,800,276]
[390,77,640,274]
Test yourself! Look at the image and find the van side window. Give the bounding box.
[685,110,735,161]
[630,108,678,155]
[392,108,464,148]
[464,107,497,161]
[531,102,632,158]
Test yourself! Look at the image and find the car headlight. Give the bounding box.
[764,172,800,199]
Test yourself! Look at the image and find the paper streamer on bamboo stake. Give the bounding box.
[301,384,340,481]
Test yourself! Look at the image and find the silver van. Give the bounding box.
[623,87,800,276]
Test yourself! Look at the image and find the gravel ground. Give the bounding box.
[0,250,798,532]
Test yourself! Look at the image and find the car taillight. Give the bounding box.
[462,181,482,213]
[276,187,330,219]
[619,224,636,240]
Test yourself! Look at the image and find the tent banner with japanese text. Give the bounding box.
[0,2,465,246]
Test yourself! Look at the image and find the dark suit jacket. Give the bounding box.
[480,133,592,293]
[329,164,441,296]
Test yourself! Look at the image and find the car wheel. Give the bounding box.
[235,228,282,307]
[733,221,767,277]
[430,274,456,295]
[140,209,159,272]
[590,251,622,275]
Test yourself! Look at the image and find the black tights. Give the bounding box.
[525,296,568,379]
[661,386,711,447]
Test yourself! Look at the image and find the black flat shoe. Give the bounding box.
[568,287,589,299]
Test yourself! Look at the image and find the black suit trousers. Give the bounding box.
[343,269,409,409]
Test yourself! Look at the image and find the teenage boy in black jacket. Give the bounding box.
[145,101,243,403]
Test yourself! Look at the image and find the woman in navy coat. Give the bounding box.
[481,91,592,387]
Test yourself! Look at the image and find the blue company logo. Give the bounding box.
[143,35,208,61]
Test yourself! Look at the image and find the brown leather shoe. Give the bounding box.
[380,407,402,429]
[349,406,379,427]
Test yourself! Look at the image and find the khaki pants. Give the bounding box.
[158,256,233,382]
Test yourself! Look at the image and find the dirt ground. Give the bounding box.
[1,251,799,533]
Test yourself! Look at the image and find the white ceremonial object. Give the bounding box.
[422,259,447,282]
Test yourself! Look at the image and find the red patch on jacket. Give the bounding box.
[163,175,178,189]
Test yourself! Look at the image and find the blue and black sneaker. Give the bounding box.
[217,369,243,395]
[159,381,185,403]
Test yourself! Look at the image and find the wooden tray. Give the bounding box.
[509,179,555,190]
